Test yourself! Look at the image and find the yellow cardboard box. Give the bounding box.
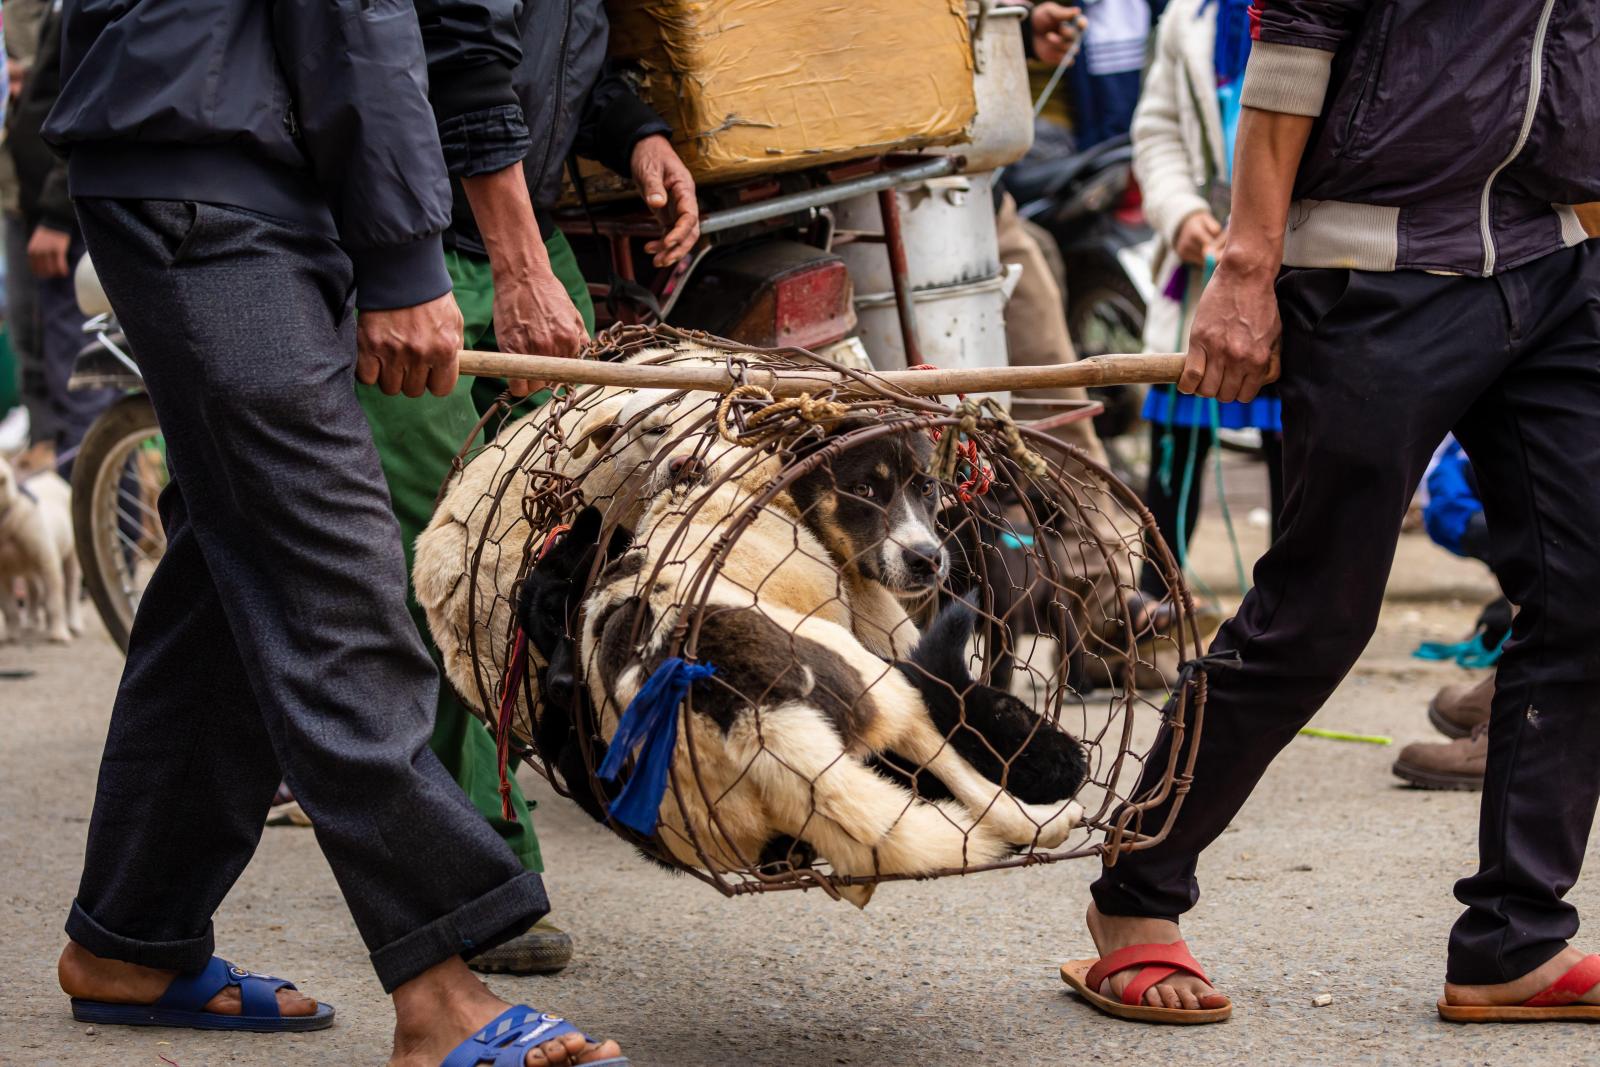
[587,0,976,194]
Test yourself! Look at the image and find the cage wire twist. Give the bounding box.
[413,323,1212,901]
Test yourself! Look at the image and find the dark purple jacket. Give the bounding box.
[1241,0,1600,275]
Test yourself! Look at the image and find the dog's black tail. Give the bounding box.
[897,599,1088,805]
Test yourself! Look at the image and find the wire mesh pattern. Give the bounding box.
[415,325,1206,903]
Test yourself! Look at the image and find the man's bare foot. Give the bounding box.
[1085,903,1229,1011]
[389,957,622,1067]
[1444,946,1600,1007]
[58,941,318,1016]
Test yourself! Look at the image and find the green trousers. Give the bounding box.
[354,231,594,873]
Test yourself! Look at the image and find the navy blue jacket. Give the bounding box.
[430,0,668,254]
[1242,0,1600,275]
[45,0,453,310]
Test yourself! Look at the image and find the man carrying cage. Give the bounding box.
[1064,0,1600,1024]
[43,0,627,1063]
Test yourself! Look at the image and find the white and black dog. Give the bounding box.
[523,418,1087,904]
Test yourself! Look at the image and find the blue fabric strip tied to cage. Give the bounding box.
[597,657,717,835]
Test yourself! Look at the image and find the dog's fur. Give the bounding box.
[415,344,733,719]
[579,455,1086,905]
[0,461,81,644]
[941,484,1093,694]
[417,346,943,729]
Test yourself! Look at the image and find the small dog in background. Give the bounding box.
[0,457,82,643]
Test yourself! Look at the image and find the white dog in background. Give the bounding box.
[0,458,82,643]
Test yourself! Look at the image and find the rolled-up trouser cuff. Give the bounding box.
[1446,936,1568,988]
[368,870,549,993]
[66,899,215,973]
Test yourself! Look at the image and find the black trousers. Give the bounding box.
[1137,419,1285,601]
[65,199,546,993]
[1094,244,1600,986]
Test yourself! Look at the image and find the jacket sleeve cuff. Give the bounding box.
[1240,41,1335,118]
[437,104,533,178]
[592,95,673,178]
[350,233,452,311]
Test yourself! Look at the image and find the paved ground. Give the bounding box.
[5,471,1595,1066]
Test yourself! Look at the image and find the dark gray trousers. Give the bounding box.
[1094,244,1600,986]
[66,198,546,992]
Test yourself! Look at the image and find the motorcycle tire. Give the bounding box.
[71,392,165,653]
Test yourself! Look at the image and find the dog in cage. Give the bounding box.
[569,418,1088,904]
[416,340,1092,901]
[419,343,961,733]
[414,344,736,717]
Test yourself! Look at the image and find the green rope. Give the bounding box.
[1157,256,1251,603]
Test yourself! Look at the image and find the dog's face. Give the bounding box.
[570,389,735,506]
[790,422,948,595]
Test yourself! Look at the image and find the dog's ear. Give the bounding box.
[570,420,619,460]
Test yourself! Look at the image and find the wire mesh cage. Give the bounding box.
[415,326,1207,904]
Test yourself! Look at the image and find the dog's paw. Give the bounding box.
[1023,799,1083,850]
[47,628,72,645]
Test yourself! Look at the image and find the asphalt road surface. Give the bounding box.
[5,512,1595,1066]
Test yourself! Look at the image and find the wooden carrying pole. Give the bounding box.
[456,350,1186,397]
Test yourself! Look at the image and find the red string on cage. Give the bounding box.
[908,363,992,502]
[495,522,572,820]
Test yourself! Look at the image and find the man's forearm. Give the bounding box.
[1220,107,1316,272]
[461,162,554,280]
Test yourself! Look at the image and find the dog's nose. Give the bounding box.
[668,455,704,484]
[902,545,942,585]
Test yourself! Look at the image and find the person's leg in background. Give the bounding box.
[1080,266,1515,1010]
[997,192,1105,464]
[347,240,577,977]
[36,235,114,474]
[996,191,1148,668]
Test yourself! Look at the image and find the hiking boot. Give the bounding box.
[467,918,573,975]
[1392,723,1487,791]
[1427,671,1495,739]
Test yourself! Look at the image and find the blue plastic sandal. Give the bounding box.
[442,1005,630,1066]
[70,955,335,1032]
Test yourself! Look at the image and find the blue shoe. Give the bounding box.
[70,955,334,1033]
[442,1005,629,1066]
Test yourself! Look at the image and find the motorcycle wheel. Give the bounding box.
[71,393,166,653]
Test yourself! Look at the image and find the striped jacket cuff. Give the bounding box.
[1241,41,1335,118]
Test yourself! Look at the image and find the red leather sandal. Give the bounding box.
[1438,953,1600,1022]
[1060,940,1232,1024]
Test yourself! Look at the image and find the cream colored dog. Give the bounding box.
[578,466,1084,904]
[414,345,732,715]
[0,460,81,644]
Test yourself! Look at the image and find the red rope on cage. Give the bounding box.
[908,363,992,501]
[495,522,571,820]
